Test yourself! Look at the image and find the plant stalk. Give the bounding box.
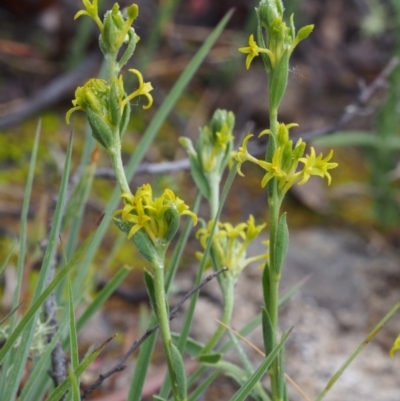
[153,263,185,401]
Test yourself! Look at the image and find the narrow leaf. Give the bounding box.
[198,353,222,364]
[274,212,289,275]
[0,242,15,277]
[143,269,158,316]
[0,233,92,362]
[269,51,290,110]
[169,343,187,401]
[261,307,274,356]
[68,274,79,370]
[1,129,73,401]
[229,329,292,401]
[46,336,115,401]
[311,131,377,148]
[75,266,130,333]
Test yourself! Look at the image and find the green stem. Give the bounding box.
[266,103,285,400]
[153,263,185,401]
[108,142,130,194]
[200,277,235,355]
[208,173,220,219]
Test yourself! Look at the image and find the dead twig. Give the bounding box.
[0,53,101,130]
[302,56,400,141]
[95,158,190,179]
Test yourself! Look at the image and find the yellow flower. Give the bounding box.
[121,69,153,110]
[298,148,338,185]
[238,34,275,69]
[235,134,285,188]
[390,334,400,358]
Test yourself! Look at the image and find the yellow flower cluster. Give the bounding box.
[196,215,268,279]
[235,123,338,192]
[66,69,153,125]
[114,184,197,242]
[75,0,139,49]
[238,23,313,70]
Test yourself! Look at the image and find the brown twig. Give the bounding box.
[301,56,400,141]
[0,53,101,130]
[95,158,191,179]
[81,267,228,399]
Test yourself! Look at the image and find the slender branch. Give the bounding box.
[81,267,228,399]
[95,158,190,179]
[0,53,101,130]
[302,56,400,141]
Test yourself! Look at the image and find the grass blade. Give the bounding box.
[0,241,16,277]
[187,371,219,401]
[315,301,400,401]
[229,329,292,401]
[75,266,131,333]
[0,121,41,390]
[0,233,92,362]
[177,162,238,353]
[1,129,73,401]
[46,336,115,401]
[68,274,79,370]
[69,367,82,401]
[19,321,66,401]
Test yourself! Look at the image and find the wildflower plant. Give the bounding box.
[65,2,201,400]
[3,1,400,401]
[236,1,338,399]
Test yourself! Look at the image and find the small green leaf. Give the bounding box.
[102,12,117,52]
[46,336,115,401]
[311,131,378,148]
[119,102,131,138]
[163,205,181,243]
[229,328,292,401]
[262,307,274,356]
[171,333,203,357]
[294,24,314,45]
[118,29,137,69]
[188,155,211,199]
[109,82,121,127]
[169,343,187,401]
[198,353,222,364]
[143,269,158,316]
[262,260,270,307]
[275,212,289,275]
[112,217,157,263]
[269,51,289,110]
[86,108,113,149]
[153,396,167,401]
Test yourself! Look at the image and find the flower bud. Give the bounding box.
[258,0,282,29]
[163,204,181,244]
